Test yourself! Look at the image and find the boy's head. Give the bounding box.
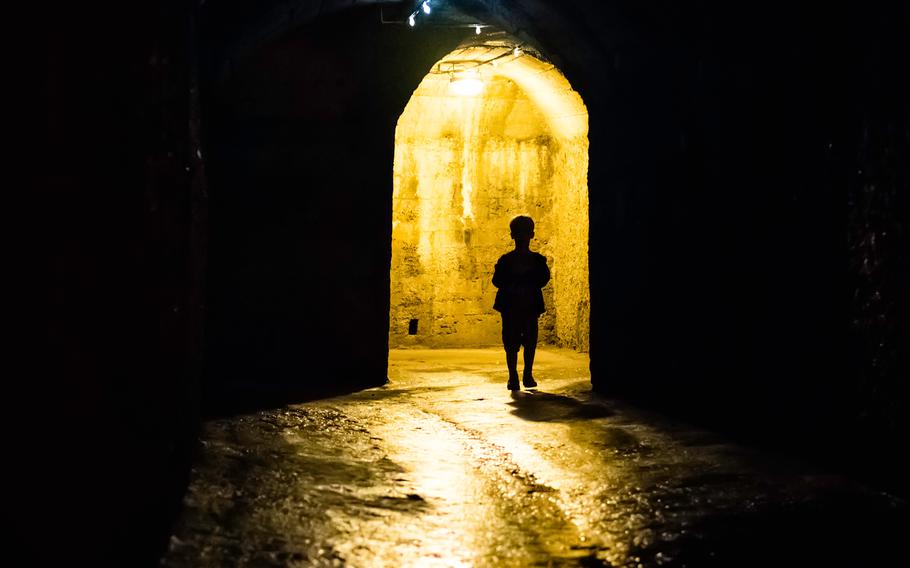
[509,215,535,241]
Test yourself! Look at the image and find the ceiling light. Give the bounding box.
[450,72,484,96]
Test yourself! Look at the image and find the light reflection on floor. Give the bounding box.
[164,348,906,567]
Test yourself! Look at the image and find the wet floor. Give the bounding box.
[163,349,907,567]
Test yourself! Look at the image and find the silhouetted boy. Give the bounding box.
[492,216,551,391]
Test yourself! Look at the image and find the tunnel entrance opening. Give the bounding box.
[389,38,590,352]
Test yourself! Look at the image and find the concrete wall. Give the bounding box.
[391,74,558,347]
[552,137,591,351]
[390,48,589,349]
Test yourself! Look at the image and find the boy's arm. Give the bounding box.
[492,258,507,288]
[535,255,551,288]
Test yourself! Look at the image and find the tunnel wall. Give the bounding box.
[552,137,591,351]
[201,11,472,403]
[35,0,208,563]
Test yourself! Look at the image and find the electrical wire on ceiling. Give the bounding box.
[379,0,491,32]
[428,38,549,75]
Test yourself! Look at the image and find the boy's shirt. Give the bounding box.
[492,250,551,315]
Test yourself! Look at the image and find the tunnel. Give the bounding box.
[35,0,910,565]
[390,38,590,350]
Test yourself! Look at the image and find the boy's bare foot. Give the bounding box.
[522,374,537,388]
[507,377,520,391]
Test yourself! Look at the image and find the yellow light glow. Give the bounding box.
[449,76,484,96]
[391,44,590,350]
[461,179,474,222]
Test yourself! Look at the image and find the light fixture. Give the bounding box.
[422,1,431,15]
[475,24,482,35]
[408,13,416,27]
[449,70,484,96]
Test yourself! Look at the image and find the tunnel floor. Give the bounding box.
[163,349,906,567]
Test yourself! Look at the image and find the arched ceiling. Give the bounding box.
[421,42,588,140]
[202,0,612,107]
[203,1,585,74]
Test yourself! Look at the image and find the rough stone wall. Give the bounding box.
[552,140,591,351]
[391,76,555,347]
[391,62,589,349]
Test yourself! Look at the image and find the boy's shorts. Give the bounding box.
[501,311,539,353]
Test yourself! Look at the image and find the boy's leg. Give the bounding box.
[522,315,539,387]
[506,350,519,383]
[501,312,521,390]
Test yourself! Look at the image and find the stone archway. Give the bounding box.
[389,37,590,351]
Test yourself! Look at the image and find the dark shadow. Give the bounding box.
[204,377,388,419]
[205,379,462,418]
[623,492,909,567]
[508,390,613,422]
